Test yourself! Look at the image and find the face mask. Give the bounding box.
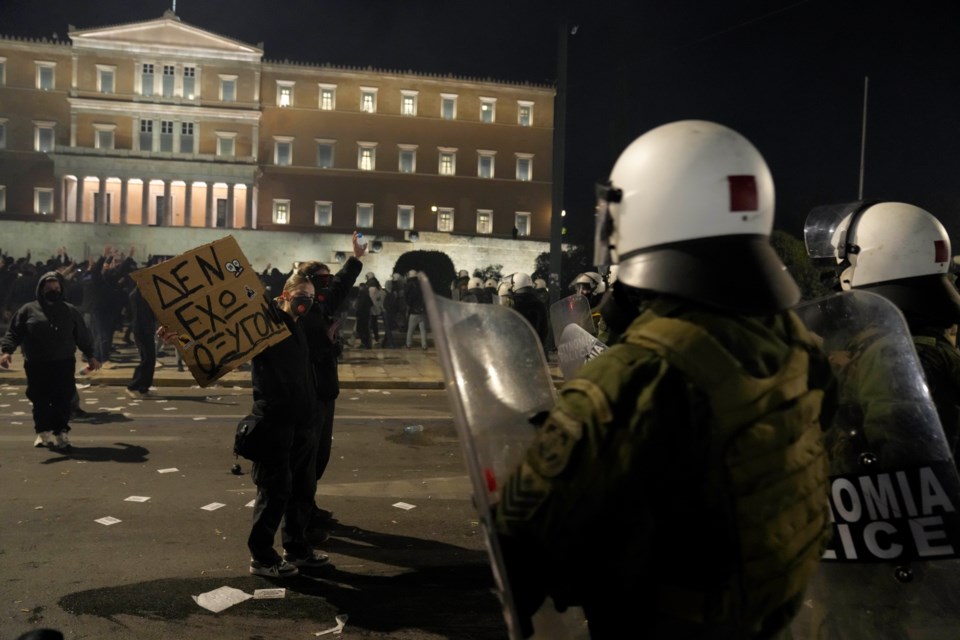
[291,295,314,316]
[43,290,61,303]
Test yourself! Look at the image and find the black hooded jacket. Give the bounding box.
[0,271,95,363]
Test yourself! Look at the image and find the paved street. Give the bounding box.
[0,382,507,640]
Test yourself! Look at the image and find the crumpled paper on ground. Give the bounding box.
[192,586,253,613]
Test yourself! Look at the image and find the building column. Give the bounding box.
[184,182,193,226]
[205,183,214,227]
[97,176,107,223]
[120,178,129,225]
[54,176,64,222]
[141,178,150,226]
[75,176,85,222]
[226,183,235,229]
[161,180,172,227]
[245,184,254,229]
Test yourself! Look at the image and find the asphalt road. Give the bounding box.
[0,384,507,640]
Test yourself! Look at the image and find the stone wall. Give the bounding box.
[0,221,553,280]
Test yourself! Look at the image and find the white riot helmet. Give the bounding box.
[497,280,513,297]
[406,270,417,279]
[484,278,498,290]
[571,272,606,296]
[510,272,534,293]
[594,120,799,313]
[467,276,484,290]
[534,278,547,290]
[805,200,960,323]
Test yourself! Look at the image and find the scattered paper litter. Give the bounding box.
[253,588,286,599]
[12,411,25,416]
[163,407,178,411]
[192,586,252,613]
[124,496,150,502]
[100,406,124,411]
[11,421,22,425]
[0,403,9,407]
[156,399,168,403]
[245,499,256,508]
[349,397,359,401]
[157,468,179,474]
[381,391,391,395]
[34,506,43,510]
[192,416,206,421]
[95,516,121,526]
[392,502,416,510]
[314,614,349,636]
[201,502,226,511]
[76,383,91,389]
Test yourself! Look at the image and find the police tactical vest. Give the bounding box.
[623,310,831,632]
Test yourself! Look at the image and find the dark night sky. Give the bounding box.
[3,0,960,248]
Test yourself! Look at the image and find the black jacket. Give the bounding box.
[301,257,362,400]
[512,290,549,346]
[0,271,95,363]
[250,298,317,423]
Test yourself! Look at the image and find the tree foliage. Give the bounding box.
[769,230,832,301]
[393,250,456,299]
[532,244,593,291]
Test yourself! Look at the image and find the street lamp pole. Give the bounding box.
[549,19,570,305]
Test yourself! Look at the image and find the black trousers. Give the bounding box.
[128,330,156,392]
[247,422,318,564]
[25,359,75,435]
[314,399,335,481]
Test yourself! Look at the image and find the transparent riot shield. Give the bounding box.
[557,324,608,381]
[421,275,589,640]
[789,290,960,640]
[550,294,595,339]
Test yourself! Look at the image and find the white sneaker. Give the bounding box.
[33,431,55,448]
[52,432,72,450]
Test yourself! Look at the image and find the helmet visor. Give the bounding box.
[593,181,622,268]
[803,201,863,260]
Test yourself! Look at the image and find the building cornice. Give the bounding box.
[67,97,262,122]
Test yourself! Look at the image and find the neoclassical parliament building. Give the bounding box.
[0,11,555,263]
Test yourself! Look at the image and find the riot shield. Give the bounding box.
[557,324,608,381]
[550,294,595,338]
[789,290,960,640]
[420,275,589,640]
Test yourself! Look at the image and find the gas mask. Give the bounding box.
[291,295,314,316]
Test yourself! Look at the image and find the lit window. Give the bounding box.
[0,119,6,149]
[439,149,456,176]
[0,58,6,86]
[272,200,290,224]
[516,154,533,181]
[477,210,493,234]
[357,143,377,171]
[397,205,414,230]
[356,203,374,228]
[97,65,115,94]
[34,122,55,152]
[518,101,534,126]
[141,63,154,96]
[315,201,333,226]
[440,94,457,120]
[398,145,417,173]
[319,84,336,110]
[183,66,196,99]
[478,151,496,179]
[94,125,115,150]
[36,61,55,90]
[0,185,5,212]
[217,133,236,157]
[277,81,294,107]
[274,138,293,166]
[401,90,418,116]
[480,97,496,123]
[162,65,175,98]
[316,141,335,168]
[160,120,174,152]
[515,212,531,237]
[35,188,54,215]
[360,88,378,113]
[220,76,237,102]
[180,122,195,154]
[139,119,153,151]
[437,207,454,233]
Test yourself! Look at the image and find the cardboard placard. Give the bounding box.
[131,236,290,387]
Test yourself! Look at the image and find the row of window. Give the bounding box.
[0,58,536,125]
[1,119,536,180]
[0,185,53,215]
[273,199,531,236]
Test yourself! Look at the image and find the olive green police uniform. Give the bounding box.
[912,329,960,464]
[494,297,835,639]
